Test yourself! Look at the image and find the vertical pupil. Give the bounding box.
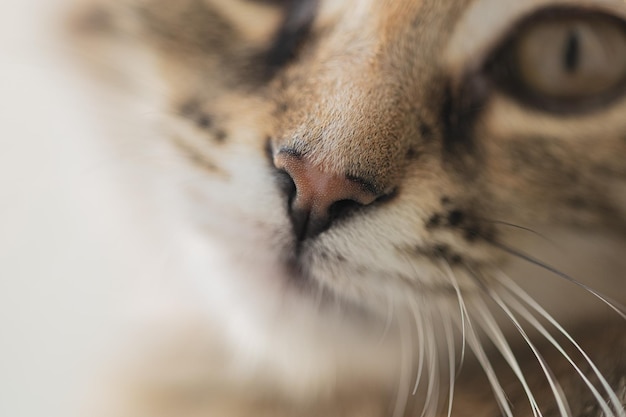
[563,29,580,73]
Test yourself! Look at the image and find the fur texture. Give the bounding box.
[67,0,626,415]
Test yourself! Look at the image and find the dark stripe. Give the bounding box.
[440,74,490,170]
[169,136,225,175]
[265,0,319,75]
[139,1,239,56]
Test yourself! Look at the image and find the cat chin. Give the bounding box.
[148,153,482,395]
[143,226,405,397]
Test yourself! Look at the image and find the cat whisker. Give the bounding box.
[397,252,431,401]
[419,304,440,417]
[393,299,413,417]
[502,290,618,417]
[442,265,515,417]
[468,268,572,417]
[441,261,468,378]
[377,293,395,347]
[440,301,457,417]
[464,304,515,417]
[478,218,560,249]
[470,297,543,417]
[488,239,626,320]
[408,296,427,397]
[497,272,626,417]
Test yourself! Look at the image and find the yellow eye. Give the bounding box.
[488,10,626,113]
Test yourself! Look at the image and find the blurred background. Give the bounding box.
[0,1,158,416]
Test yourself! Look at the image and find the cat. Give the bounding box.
[66,0,626,416]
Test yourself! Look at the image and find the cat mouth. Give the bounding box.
[281,251,389,320]
[284,252,313,288]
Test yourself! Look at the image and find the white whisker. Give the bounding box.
[480,219,561,249]
[409,296,427,397]
[490,240,626,320]
[393,301,413,417]
[441,261,467,377]
[441,302,457,417]
[498,273,625,417]
[471,298,542,417]
[419,304,440,417]
[462,304,515,417]
[378,293,394,347]
[473,272,572,417]
[442,265,514,417]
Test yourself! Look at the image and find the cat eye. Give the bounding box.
[487,9,626,113]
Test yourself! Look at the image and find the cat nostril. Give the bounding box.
[274,150,382,240]
[275,168,297,204]
[328,199,363,223]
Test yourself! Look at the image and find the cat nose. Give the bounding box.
[274,151,381,240]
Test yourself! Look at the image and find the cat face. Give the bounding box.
[70,0,626,410]
[102,0,626,311]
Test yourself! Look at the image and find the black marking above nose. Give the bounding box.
[265,0,320,75]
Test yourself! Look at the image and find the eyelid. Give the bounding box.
[444,0,626,86]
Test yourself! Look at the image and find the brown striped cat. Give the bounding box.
[67,0,626,415]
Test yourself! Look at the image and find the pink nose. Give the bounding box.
[274,151,380,239]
